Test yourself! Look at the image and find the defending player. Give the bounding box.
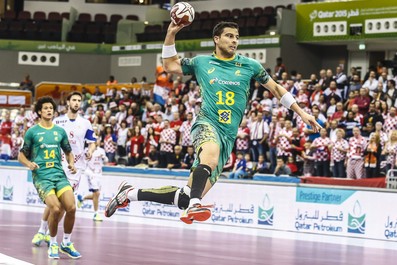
[18,96,81,259]
[31,92,96,245]
[77,139,108,221]
[105,21,321,223]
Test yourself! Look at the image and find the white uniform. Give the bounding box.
[54,114,96,190]
[85,147,107,191]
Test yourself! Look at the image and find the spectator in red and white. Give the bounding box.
[353,87,371,115]
[346,126,367,179]
[109,116,120,134]
[10,128,23,160]
[14,107,27,131]
[362,70,379,97]
[351,104,364,125]
[344,90,358,112]
[235,118,250,156]
[278,72,289,90]
[0,111,12,136]
[330,101,346,123]
[293,99,312,133]
[276,119,293,161]
[296,89,309,107]
[290,127,305,172]
[384,106,397,135]
[249,111,269,162]
[179,112,194,154]
[260,90,273,111]
[162,103,174,121]
[317,94,328,115]
[158,120,176,168]
[128,125,145,166]
[103,125,118,164]
[144,127,158,156]
[311,128,331,177]
[330,128,349,178]
[187,81,199,102]
[115,103,127,124]
[170,112,183,142]
[268,115,282,172]
[326,96,338,120]
[272,102,289,119]
[381,130,397,173]
[249,81,265,104]
[309,84,324,106]
[327,119,339,142]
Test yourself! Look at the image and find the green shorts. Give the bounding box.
[32,172,72,203]
[190,122,235,185]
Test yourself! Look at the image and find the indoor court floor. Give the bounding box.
[1,204,397,265]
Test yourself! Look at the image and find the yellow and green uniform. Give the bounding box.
[20,124,73,202]
[181,53,270,184]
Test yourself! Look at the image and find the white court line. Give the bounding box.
[2,203,397,251]
[0,253,33,265]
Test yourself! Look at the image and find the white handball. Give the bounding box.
[170,2,195,26]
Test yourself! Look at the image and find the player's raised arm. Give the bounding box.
[162,22,185,75]
[262,78,322,132]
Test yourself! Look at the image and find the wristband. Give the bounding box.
[280,92,296,109]
[162,44,177,58]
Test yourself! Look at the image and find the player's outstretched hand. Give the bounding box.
[300,112,322,133]
[68,164,77,174]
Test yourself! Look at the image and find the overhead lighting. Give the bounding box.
[144,21,149,25]
[269,31,276,36]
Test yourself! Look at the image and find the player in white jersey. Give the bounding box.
[31,92,97,247]
[77,139,108,221]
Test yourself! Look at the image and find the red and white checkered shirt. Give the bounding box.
[331,138,349,162]
[268,123,281,148]
[160,128,176,152]
[179,120,193,147]
[277,128,293,156]
[347,136,367,159]
[384,142,397,165]
[384,115,397,134]
[104,134,117,153]
[312,137,331,161]
[236,126,250,151]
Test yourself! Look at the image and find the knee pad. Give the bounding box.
[174,187,190,210]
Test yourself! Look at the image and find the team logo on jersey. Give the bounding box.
[53,131,58,135]
[69,131,74,138]
[207,67,216,74]
[209,78,218,84]
[235,62,242,67]
[235,70,241,76]
[218,110,231,124]
[38,137,43,142]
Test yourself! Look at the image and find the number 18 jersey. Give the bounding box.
[181,53,270,138]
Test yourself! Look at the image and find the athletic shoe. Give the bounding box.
[60,242,81,259]
[32,232,45,246]
[44,234,50,247]
[104,181,134,218]
[180,204,212,224]
[93,213,103,222]
[48,243,60,259]
[77,194,84,208]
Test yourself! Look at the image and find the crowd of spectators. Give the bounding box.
[2,61,397,180]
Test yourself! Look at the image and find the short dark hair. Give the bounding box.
[67,91,82,101]
[212,21,239,38]
[35,96,57,118]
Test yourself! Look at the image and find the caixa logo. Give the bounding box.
[348,200,366,234]
[258,194,274,226]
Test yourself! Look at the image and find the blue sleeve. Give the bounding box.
[241,160,247,170]
[85,129,96,142]
[112,134,117,142]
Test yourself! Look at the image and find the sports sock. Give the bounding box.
[50,236,57,245]
[190,164,212,200]
[127,188,138,202]
[137,186,179,205]
[38,220,48,234]
[63,233,71,245]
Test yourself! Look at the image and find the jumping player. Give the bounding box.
[105,21,321,223]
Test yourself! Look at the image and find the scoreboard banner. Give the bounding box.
[296,0,397,42]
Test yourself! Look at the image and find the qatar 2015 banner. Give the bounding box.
[296,0,397,42]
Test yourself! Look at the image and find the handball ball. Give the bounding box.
[170,2,195,26]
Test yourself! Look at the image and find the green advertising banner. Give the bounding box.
[296,0,397,42]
